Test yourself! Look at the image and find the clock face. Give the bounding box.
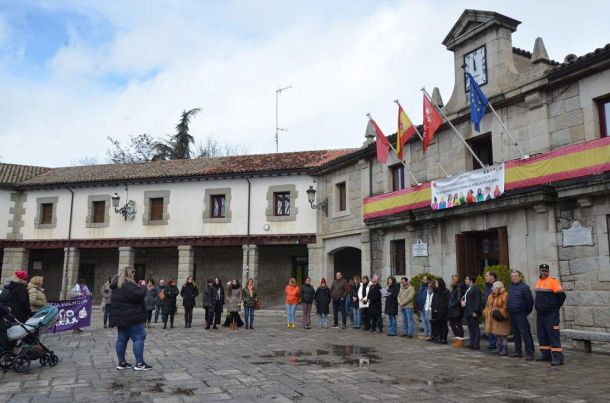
[464,45,487,92]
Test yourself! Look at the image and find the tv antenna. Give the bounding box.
[275,85,293,153]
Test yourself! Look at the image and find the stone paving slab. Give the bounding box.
[1,309,610,402]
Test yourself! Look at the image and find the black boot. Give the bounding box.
[163,320,167,329]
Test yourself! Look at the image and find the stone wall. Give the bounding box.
[557,195,610,332]
[28,249,64,301]
[80,248,120,304]
[258,245,308,307]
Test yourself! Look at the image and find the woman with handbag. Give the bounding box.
[242,278,258,330]
[483,281,511,356]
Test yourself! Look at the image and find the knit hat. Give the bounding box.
[320,278,327,285]
[492,281,504,291]
[15,271,28,282]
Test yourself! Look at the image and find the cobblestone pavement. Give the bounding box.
[1,309,610,402]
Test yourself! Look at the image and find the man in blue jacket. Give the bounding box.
[416,275,431,339]
[481,270,497,350]
[507,270,535,360]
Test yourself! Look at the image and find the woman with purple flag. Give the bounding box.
[110,267,152,371]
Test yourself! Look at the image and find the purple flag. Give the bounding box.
[47,296,92,333]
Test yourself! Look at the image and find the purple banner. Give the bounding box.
[47,296,92,333]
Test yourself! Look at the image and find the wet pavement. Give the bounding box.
[1,308,610,402]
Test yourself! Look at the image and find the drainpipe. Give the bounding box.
[62,187,74,299]
[368,159,374,274]
[245,177,251,282]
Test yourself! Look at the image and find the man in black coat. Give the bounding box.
[109,268,151,371]
[202,279,215,329]
[462,275,482,350]
[431,278,450,344]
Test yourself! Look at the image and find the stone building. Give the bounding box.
[0,150,352,306]
[308,10,610,332]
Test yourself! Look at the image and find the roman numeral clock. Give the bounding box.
[464,45,487,92]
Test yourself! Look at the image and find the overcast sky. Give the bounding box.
[1,0,609,167]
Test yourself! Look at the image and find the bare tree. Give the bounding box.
[106,134,171,163]
[194,137,250,158]
[73,156,99,166]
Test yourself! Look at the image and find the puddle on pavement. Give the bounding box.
[259,344,380,368]
[172,387,196,395]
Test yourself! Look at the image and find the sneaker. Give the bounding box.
[133,362,153,371]
[116,362,132,370]
[331,325,339,329]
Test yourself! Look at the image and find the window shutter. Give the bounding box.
[150,198,164,221]
[92,201,106,223]
[41,203,53,224]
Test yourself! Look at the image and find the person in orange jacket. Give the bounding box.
[535,264,566,366]
[285,278,301,329]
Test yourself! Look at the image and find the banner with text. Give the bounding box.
[431,163,504,209]
[47,296,92,333]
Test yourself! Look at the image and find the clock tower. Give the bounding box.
[442,10,521,115]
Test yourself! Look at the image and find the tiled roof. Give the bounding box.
[512,46,559,65]
[549,43,610,75]
[19,149,356,187]
[0,163,49,186]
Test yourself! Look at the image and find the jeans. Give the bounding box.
[332,299,346,326]
[244,306,255,327]
[467,315,480,348]
[116,323,146,364]
[352,307,361,328]
[286,304,297,324]
[302,303,312,326]
[345,299,352,322]
[420,310,431,336]
[103,305,111,326]
[318,313,327,327]
[388,315,397,335]
[510,312,534,355]
[401,308,414,336]
[184,306,194,326]
[154,304,162,322]
[488,333,497,349]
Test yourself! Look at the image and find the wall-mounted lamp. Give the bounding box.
[306,185,328,216]
[111,193,136,221]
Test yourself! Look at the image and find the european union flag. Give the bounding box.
[467,73,488,132]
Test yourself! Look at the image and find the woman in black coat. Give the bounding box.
[368,275,383,333]
[431,278,450,344]
[211,278,225,329]
[161,279,180,329]
[314,278,331,328]
[384,276,400,336]
[180,276,199,328]
[109,267,151,370]
[447,275,465,344]
[4,272,30,323]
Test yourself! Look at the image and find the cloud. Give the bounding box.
[0,1,609,166]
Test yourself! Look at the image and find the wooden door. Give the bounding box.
[456,234,477,280]
[498,226,510,268]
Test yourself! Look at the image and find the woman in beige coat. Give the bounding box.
[483,281,511,356]
[28,276,48,313]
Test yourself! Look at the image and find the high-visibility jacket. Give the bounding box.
[535,276,566,314]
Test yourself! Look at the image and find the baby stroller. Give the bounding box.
[0,305,60,372]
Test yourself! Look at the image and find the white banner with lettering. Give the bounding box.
[431,163,505,210]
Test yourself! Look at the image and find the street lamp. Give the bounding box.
[111,193,136,221]
[306,186,328,216]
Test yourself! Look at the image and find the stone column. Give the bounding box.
[118,246,135,274]
[242,244,259,286]
[1,248,30,285]
[307,243,324,287]
[61,247,80,299]
[177,246,194,302]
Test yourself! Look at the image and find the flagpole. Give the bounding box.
[421,88,486,169]
[487,103,528,159]
[394,100,449,178]
[367,113,421,186]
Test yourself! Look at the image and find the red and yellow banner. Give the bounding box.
[363,136,610,221]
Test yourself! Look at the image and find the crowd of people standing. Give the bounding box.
[285,265,566,367]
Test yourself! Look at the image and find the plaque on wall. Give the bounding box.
[562,221,593,247]
[412,239,428,257]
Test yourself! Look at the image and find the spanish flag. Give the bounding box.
[397,104,416,160]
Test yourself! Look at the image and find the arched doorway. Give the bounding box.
[330,247,362,280]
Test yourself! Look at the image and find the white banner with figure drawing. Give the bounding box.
[430,164,504,210]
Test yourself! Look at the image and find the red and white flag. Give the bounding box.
[422,95,443,154]
[366,117,390,163]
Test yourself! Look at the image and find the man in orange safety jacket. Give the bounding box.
[535,264,566,366]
